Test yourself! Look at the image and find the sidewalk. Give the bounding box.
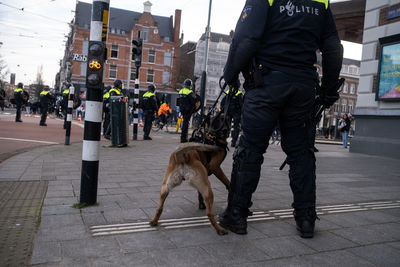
[0,128,399,266]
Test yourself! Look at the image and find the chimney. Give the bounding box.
[174,9,182,43]
[143,1,152,13]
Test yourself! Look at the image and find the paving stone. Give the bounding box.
[149,246,220,267]
[116,231,176,253]
[201,241,270,265]
[347,243,400,266]
[296,231,358,251]
[62,237,120,259]
[250,220,297,237]
[30,241,61,265]
[39,214,83,229]
[254,236,316,258]
[36,224,88,242]
[92,252,157,267]
[331,224,397,245]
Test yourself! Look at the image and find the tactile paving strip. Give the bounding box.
[0,181,48,267]
[90,200,400,237]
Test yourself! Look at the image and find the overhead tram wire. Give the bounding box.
[0,1,71,25]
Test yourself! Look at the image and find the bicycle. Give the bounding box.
[152,114,171,132]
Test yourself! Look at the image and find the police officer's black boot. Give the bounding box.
[293,207,317,238]
[219,207,248,235]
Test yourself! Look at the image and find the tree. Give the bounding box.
[0,54,9,89]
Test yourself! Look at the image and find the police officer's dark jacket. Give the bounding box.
[224,0,343,90]
[221,89,243,115]
[62,89,69,108]
[140,91,157,112]
[13,87,24,105]
[40,90,53,106]
[178,87,195,114]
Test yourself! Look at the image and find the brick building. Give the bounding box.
[59,1,182,99]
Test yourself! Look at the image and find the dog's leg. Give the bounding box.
[198,191,206,210]
[149,184,169,226]
[211,166,230,190]
[199,185,228,235]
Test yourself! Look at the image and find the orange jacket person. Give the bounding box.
[158,102,171,116]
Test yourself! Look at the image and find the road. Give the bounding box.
[0,109,85,163]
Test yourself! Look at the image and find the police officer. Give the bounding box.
[102,85,112,139]
[39,85,53,126]
[140,84,157,140]
[62,84,70,129]
[220,84,243,147]
[103,80,123,138]
[178,78,196,143]
[219,0,343,238]
[14,82,24,122]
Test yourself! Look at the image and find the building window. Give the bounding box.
[349,99,354,113]
[142,28,149,41]
[342,82,348,93]
[148,50,156,63]
[341,99,347,113]
[334,102,339,113]
[111,45,118,58]
[130,67,136,81]
[350,83,356,94]
[162,71,170,84]
[109,65,117,78]
[147,69,154,83]
[82,40,88,56]
[164,52,171,66]
[80,63,87,76]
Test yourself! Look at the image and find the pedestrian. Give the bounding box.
[103,80,123,139]
[39,85,53,126]
[220,84,243,147]
[339,113,351,148]
[0,86,6,111]
[129,105,134,125]
[140,84,157,140]
[178,78,197,143]
[219,0,343,239]
[13,82,24,122]
[157,100,172,129]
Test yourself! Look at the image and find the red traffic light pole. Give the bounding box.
[79,0,110,206]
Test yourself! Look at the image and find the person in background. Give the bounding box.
[339,113,351,148]
[140,84,157,140]
[158,100,172,129]
[178,79,196,143]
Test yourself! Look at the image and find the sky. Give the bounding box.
[0,0,362,86]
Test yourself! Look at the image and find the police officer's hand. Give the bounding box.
[320,90,339,107]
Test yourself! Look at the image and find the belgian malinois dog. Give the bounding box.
[150,112,231,235]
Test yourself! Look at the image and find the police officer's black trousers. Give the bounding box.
[40,106,48,125]
[103,111,110,136]
[180,112,191,143]
[227,71,316,218]
[143,110,154,138]
[230,113,241,146]
[15,104,22,121]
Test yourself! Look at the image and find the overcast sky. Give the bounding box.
[0,0,362,86]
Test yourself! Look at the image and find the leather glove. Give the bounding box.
[320,89,339,107]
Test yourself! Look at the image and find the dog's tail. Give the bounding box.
[174,142,223,164]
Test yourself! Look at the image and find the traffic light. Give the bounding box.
[132,38,142,68]
[86,41,107,90]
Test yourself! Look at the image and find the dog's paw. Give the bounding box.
[217,228,228,235]
[149,220,158,227]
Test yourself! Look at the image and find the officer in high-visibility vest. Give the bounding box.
[62,84,70,129]
[103,80,123,139]
[178,79,196,143]
[39,85,53,126]
[220,85,243,147]
[139,84,157,140]
[102,85,112,139]
[13,82,24,122]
